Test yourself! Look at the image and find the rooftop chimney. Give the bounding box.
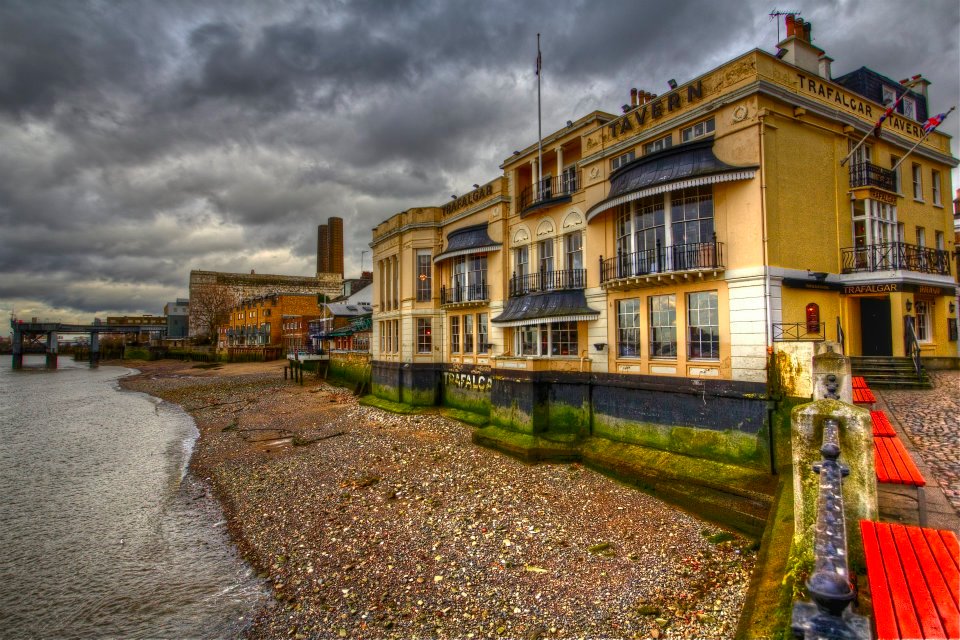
[818,54,833,80]
[630,87,638,107]
[776,15,824,76]
[902,75,931,100]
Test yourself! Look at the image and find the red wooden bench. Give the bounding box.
[871,410,897,437]
[853,375,868,389]
[860,521,959,640]
[854,386,877,405]
[874,436,927,525]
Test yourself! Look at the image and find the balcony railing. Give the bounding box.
[841,242,951,275]
[519,171,580,211]
[849,161,896,192]
[440,283,489,305]
[508,268,586,297]
[600,238,725,283]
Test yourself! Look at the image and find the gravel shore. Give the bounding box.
[120,360,756,639]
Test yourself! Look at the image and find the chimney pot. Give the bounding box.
[630,87,638,106]
[803,21,812,42]
[785,14,796,37]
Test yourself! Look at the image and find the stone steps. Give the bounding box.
[850,356,932,389]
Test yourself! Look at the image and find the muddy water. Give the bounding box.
[0,355,266,639]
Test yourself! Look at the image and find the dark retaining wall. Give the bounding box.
[372,361,770,469]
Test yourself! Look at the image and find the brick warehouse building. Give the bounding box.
[369,19,957,467]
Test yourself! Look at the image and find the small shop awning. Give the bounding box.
[433,224,501,263]
[491,290,600,327]
[586,138,758,222]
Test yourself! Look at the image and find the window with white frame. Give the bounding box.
[450,316,460,353]
[643,135,672,155]
[649,294,677,358]
[416,318,432,353]
[916,226,926,247]
[881,85,897,107]
[477,313,489,353]
[687,291,719,359]
[463,314,474,353]
[416,250,432,301]
[537,238,554,273]
[617,298,640,357]
[914,301,931,342]
[514,321,578,357]
[513,245,529,278]
[912,163,923,200]
[681,118,715,143]
[932,170,941,205]
[450,254,487,301]
[902,96,917,120]
[564,231,583,271]
[610,149,635,171]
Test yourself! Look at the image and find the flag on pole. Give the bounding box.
[872,103,897,137]
[922,111,949,134]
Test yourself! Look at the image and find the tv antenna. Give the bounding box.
[769,9,802,42]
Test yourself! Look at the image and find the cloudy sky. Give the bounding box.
[1,0,958,326]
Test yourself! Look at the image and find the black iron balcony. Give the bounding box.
[841,242,951,275]
[519,171,580,212]
[440,283,489,306]
[509,268,586,297]
[849,162,896,192]
[600,238,724,283]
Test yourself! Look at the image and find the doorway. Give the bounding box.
[860,298,892,356]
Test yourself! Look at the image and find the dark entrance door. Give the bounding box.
[860,298,892,356]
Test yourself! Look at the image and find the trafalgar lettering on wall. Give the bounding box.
[795,73,927,140]
[443,371,493,392]
[606,81,704,139]
[442,184,494,216]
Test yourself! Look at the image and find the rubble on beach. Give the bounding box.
[121,360,756,639]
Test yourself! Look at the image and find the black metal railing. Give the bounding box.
[849,161,896,192]
[519,171,580,210]
[791,417,869,639]
[904,316,922,380]
[841,242,951,275]
[836,316,845,356]
[772,322,825,342]
[600,237,724,283]
[440,283,489,305]
[508,268,586,297]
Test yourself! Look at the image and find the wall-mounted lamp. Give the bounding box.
[473,183,480,189]
[450,195,457,200]
[667,78,678,89]
[621,104,631,113]
[950,302,956,314]
[566,120,573,127]
[905,300,913,313]
[513,150,520,155]
[594,342,607,351]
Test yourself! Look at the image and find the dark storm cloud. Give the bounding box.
[0,0,957,322]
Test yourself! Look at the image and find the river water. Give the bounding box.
[0,355,266,639]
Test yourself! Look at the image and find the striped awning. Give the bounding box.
[491,290,600,327]
[586,138,758,222]
[434,223,501,263]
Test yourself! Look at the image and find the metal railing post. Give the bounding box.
[791,417,869,639]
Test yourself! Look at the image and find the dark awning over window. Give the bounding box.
[491,290,600,327]
[433,224,501,263]
[586,138,758,222]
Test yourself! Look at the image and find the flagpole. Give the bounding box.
[840,77,920,167]
[537,33,543,191]
[891,105,955,173]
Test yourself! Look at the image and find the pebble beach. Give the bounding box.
[120,360,756,639]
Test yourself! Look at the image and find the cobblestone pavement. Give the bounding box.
[878,370,960,514]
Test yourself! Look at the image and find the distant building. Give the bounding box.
[317,216,345,277]
[163,298,189,339]
[189,269,341,338]
[218,293,321,350]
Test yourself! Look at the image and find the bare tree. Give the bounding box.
[189,283,237,340]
